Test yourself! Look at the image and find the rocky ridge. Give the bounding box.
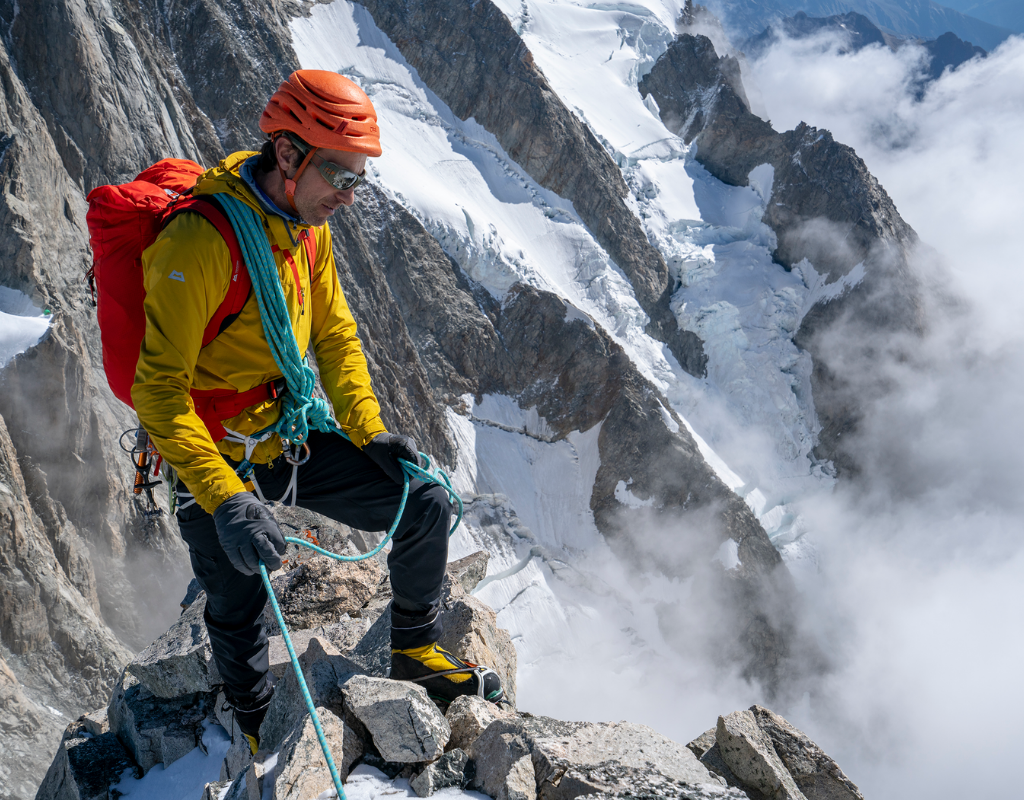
[355,0,708,377]
[639,30,926,473]
[36,544,863,800]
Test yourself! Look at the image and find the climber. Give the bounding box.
[131,70,503,755]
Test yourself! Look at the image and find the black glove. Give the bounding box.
[363,431,421,485]
[213,493,287,576]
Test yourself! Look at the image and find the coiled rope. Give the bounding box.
[217,194,463,799]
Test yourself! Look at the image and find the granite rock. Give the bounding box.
[33,719,138,800]
[716,710,806,800]
[127,592,221,698]
[271,707,347,800]
[341,674,450,763]
[750,705,864,800]
[446,694,512,752]
[409,748,472,797]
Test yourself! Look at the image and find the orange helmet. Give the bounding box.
[260,70,381,157]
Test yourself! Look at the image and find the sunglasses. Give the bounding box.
[283,133,366,191]
[309,151,365,191]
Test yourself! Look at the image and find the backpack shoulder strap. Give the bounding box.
[164,195,252,347]
[301,227,317,272]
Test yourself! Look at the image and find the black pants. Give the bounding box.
[176,430,452,706]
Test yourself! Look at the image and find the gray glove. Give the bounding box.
[213,493,287,575]
[363,431,421,485]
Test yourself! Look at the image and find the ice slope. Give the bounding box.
[291,1,839,549]
[0,286,50,369]
[288,0,853,731]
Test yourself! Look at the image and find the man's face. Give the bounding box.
[281,142,367,226]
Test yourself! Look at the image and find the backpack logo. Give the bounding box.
[169,270,185,282]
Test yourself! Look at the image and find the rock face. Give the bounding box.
[357,0,707,378]
[334,184,798,687]
[640,32,925,474]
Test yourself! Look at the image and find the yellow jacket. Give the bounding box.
[132,152,387,514]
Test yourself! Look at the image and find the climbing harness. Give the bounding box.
[214,193,463,799]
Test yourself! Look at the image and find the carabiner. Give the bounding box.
[284,441,311,466]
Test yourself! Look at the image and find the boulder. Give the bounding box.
[266,554,382,632]
[469,722,536,800]
[446,694,512,752]
[716,710,806,800]
[533,719,723,792]
[106,668,211,774]
[127,592,221,697]
[341,674,450,763]
[259,637,362,754]
[470,716,726,800]
[409,748,472,797]
[750,706,864,800]
[271,708,347,800]
[33,719,138,800]
[447,551,490,593]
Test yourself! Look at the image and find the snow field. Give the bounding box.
[292,0,837,550]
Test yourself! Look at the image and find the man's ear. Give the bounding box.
[274,136,300,174]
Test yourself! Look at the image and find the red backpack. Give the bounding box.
[85,158,314,440]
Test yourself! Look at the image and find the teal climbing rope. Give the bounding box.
[215,194,463,799]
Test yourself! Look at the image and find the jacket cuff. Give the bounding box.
[200,477,249,516]
[347,417,388,449]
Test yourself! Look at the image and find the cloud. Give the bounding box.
[736,29,1024,799]
[749,31,1024,339]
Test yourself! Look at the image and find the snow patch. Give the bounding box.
[614,479,656,508]
[111,721,230,799]
[713,538,741,570]
[0,286,50,369]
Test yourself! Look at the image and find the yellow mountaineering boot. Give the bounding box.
[390,642,504,704]
[232,683,275,755]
